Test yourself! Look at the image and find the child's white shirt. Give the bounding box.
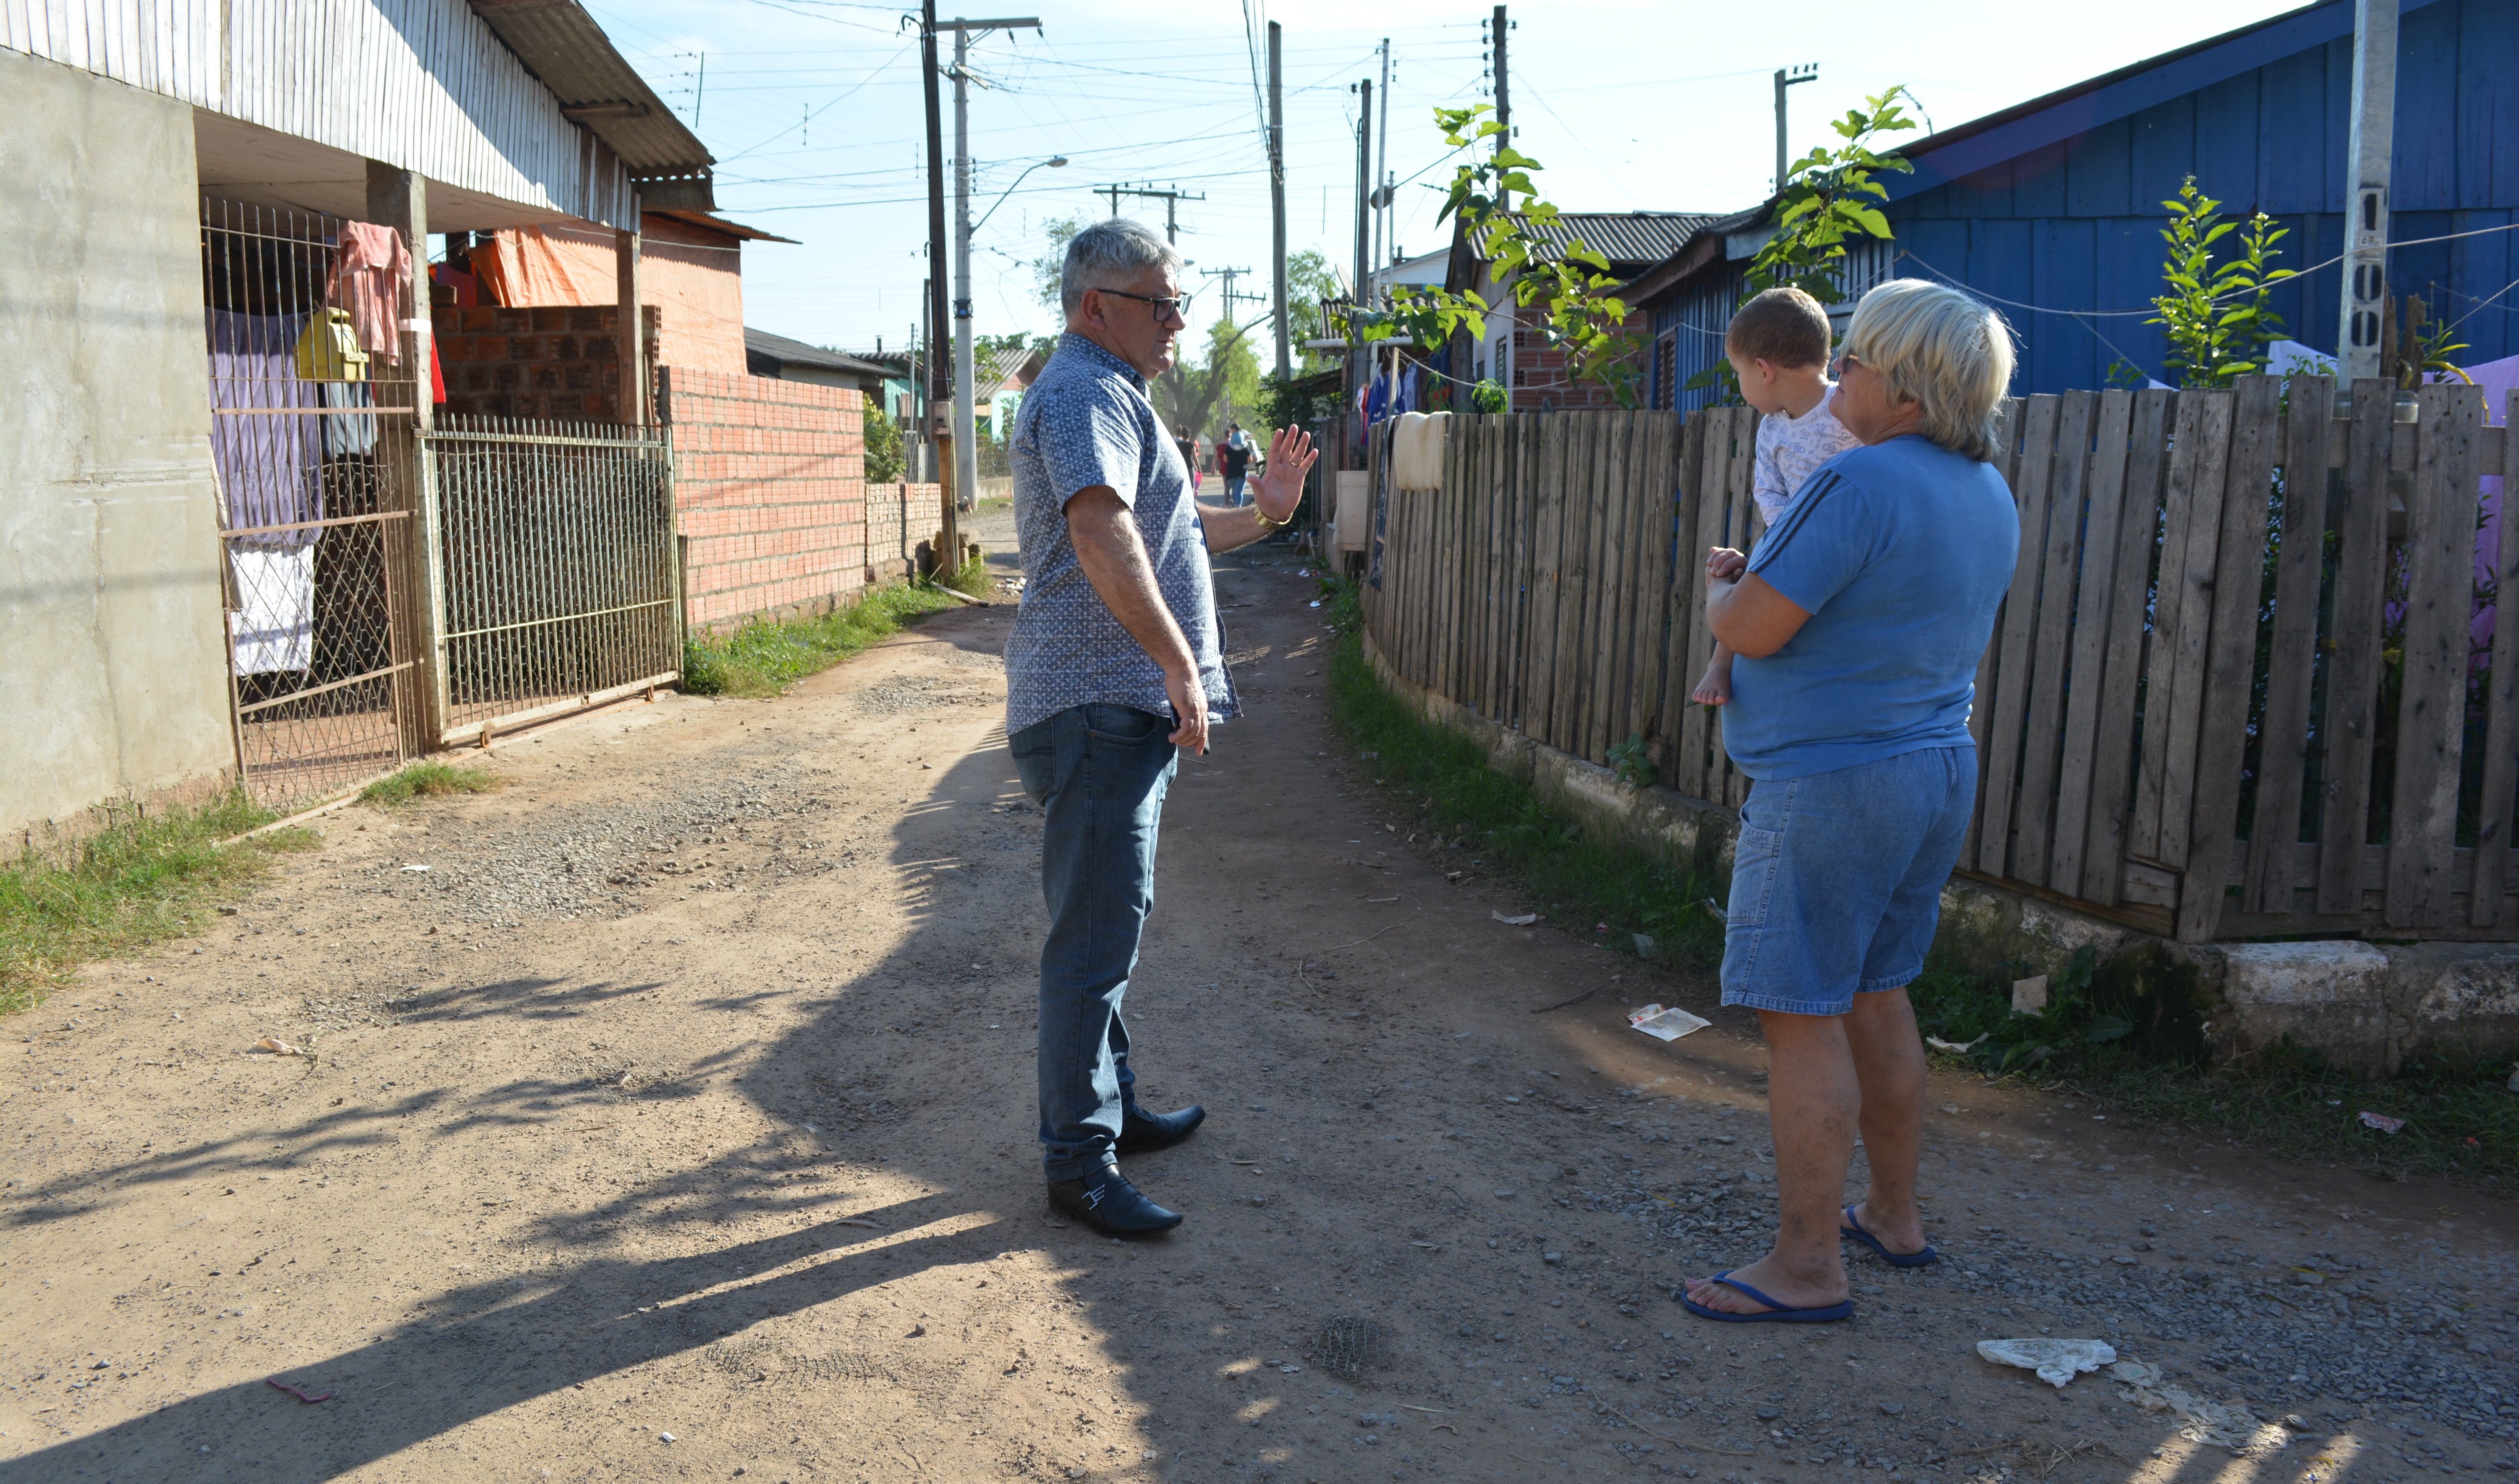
[1752,383,1864,528]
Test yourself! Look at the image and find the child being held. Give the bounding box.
[1692,285,1865,706]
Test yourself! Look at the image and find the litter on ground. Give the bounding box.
[2358,1110,2406,1133]
[1492,911,1538,926]
[1975,1337,2116,1387]
[2118,1381,2290,1455]
[1628,1003,1711,1042]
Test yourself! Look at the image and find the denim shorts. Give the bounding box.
[1719,746,1976,1017]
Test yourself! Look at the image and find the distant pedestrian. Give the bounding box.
[1692,287,1862,707]
[1005,218,1319,1238]
[1221,424,1253,507]
[1683,279,2018,1324]
[1174,423,1201,491]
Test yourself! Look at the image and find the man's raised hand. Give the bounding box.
[1251,424,1320,525]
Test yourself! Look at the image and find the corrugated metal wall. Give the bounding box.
[1,0,635,227]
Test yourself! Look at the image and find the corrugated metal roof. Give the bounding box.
[468,0,714,187]
[649,209,797,244]
[746,329,892,378]
[1506,212,1719,269]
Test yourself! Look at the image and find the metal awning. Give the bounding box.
[468,0,717,209]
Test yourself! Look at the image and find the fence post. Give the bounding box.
[367,160,448,756]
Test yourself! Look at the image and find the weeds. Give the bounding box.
[359,761,501,806]
[0,792,313,1016]
[1332,631,2519,1185]
[935,550,992,599]
[1325,633,1724,971]
[683,582,968,699]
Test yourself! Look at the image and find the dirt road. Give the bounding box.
[5,542,2515,1484]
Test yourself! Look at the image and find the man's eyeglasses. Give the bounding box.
[1099,288,1193,323]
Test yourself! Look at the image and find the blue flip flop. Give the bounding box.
[1680,1270,1854,1324]
[1841,1206,1939,1268]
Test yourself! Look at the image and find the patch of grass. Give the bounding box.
[937,550,992,599]
[1324,631,1724,972]
[359,760,502,806]
[682,582,967,699]
[0,792,312,1016]
[1910,949,2519,1184]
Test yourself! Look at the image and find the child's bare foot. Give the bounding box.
[1691,666,1731,706]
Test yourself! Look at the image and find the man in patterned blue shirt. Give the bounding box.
[1006,218,1318,1237]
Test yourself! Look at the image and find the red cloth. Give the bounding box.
[430,335,445,404]
[328,222,410,365]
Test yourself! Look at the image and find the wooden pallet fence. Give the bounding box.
[1357,382,2519,942]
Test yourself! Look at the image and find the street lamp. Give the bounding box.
[971,154,1068,236]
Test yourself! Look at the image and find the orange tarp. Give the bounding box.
[470,219,747,376]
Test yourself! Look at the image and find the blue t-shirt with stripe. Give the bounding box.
[1724,434,2018,782]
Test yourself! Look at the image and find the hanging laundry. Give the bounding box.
[207,309,323,546]
[319,381,377,458]
[327,222,410,364]
[227,546,317,675]
[293,308,369,381]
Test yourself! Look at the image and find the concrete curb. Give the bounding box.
[1361,635,2519,1078]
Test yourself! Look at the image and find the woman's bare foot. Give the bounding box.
[1681,1249,1849,1316]
[1691,664,1731,707]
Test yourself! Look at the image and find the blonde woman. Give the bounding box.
[1683,278,2019,1324]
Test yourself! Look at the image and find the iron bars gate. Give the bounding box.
[424,415,682,746]
[202,197,424,811]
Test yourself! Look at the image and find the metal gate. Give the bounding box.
[202,199,423,811]
[203,202,681,812]
[424,416,681,746]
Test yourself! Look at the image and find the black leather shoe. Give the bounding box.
[1115,1102,1205,1157]
[1047,1165,1183,1237]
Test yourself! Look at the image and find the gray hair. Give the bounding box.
[1060,218,1183,317]
[1842,279,2016,463]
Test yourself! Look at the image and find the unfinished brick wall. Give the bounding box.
[1507,328,1624,412]
[660,368,944,633]
[433,304,662,422]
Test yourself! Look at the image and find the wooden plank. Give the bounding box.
[2317,380,2400,914]
[1469,416,1498,717]
[1548,415,1597,753]
[2049,391,2132,897]
[2472,389,2519,926]
[1629,412,1678,767]
[1964,398,2024,867]
[2384,383,2487,928]
[1435,426,1460,703]
[2079,390,2173,903]
[1483,415,1510,719]
[1673,408,1731,798]
[2176,374,2285,942]
[1523,417,1568,743]
[1659,410,1709,788]
[2129,392,2231,868]
[1974,395,2063,877]
[1499,417,1533,730]
[1605,411,1649,754]
[2243,375,2336,915]
[1725,408,1763,809]
[1588,413,1635,759]
[2013,390,2098,887]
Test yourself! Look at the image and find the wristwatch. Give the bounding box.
[1252,503,1289,530]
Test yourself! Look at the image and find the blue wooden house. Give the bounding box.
[1631,0,2519,407]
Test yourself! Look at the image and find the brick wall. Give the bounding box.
[659,367,945,633]
[434,304,662,422]
[1507,328,1624,412]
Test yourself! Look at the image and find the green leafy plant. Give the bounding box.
[1316,571,1364,638]
[1469,378,1509,414]
[2381,292,2470,390]
[1606,733,1656,789]
[1685,90,1919,402]
[2146,177,2296,389]
[862,400,906,484]
[1349,105,1644,405]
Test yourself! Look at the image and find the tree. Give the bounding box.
[2144,177,2295,389]
[1031,215,1086,314]
[862,394,906,482]
[1351,105,1643,404]
[1281,249,1345,374]
[1154,318,1263,444]
[1688,89,1919,401]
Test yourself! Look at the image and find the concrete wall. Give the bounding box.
[0,51,237,844]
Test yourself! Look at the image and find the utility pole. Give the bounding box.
[1268,19,1289,384]
[918,2,955,553]
[1097,183,1205,244]
[1490,7,1509,160]
[932,13,1042,537]
[2337,0,2398,388]
[1371,39,1391,303]
[1351,78,1372,444]
[1774,64,1818,194]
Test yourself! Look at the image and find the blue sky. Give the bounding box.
[579,0,2308,356]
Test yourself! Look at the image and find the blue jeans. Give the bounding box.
[1718,746,1976,1017]
[1225,473,1247,506]
[1008,702,1180,1180]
